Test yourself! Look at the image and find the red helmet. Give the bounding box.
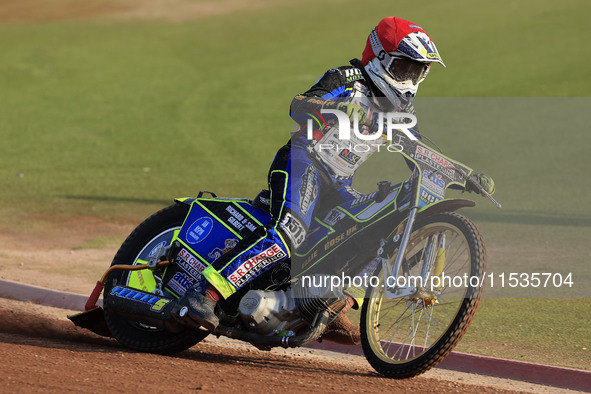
[361,17,444,106]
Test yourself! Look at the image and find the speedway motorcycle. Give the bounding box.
[70,125,500,379]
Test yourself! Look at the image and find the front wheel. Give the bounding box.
[103,203,208,354]
[361,212,486,378]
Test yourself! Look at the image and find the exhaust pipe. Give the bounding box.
[214,311,329,350]
[103,285,330,349]
[104,285,185,333]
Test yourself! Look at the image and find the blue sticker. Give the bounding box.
[110,286,171,311]
[168,272,195,295]
[186,217,213,244]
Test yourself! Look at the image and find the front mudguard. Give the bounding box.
[372,198,477,272]
[388,198,476,241]
[415,198,475,221]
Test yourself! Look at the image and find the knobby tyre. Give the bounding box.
[360,212,486,378]
[103,203,208,354]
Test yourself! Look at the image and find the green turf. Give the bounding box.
[0,0,589,369]
[458,298,591,370]
[346,297,591,370]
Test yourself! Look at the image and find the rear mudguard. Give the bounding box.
[175,197,196,206]
[175,190,221,206]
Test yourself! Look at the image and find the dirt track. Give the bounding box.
[0,214,580,393]
[0,200,582,394]
[0,299,574,393]
[0,1,584,392]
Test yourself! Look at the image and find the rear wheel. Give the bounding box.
[361,212,486,378]
[103,203,208,354]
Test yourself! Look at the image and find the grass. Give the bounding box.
[347,297,591,370]
[459,298,591,369]
[0,0,589,369]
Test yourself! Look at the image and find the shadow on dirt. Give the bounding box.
[0,307,118,350]
[176,347,377,379]
[61,195,171,205]
[0,307,375,378]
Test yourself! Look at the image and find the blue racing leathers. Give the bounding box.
[204,61,400,299]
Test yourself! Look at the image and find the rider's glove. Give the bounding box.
[336,102,371,127]
[467,172,495,195]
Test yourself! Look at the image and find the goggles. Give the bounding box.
[387,58,431,85]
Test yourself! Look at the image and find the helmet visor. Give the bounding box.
[388,58,431,85]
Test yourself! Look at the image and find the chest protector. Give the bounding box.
[312,83,386,179]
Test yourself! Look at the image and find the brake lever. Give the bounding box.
[469,178,502,209]
[462,170,502,209]
[480,186,502,209]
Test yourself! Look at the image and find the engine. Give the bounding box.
[238,276,347,336]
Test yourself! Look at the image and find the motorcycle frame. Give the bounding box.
[376,131,476,299]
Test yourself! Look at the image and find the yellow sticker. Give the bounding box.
[427,52,441,60]
[127,259,157,292]
[151,299,170,311]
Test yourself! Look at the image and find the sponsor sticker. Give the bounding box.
[176,248,207,279]
[299,165,319,216]
[225,205,258,232]
[228,244,287,287]
[338,148,361,165]
[186,217,213,244]
[414,146,455,179]
[422,170,445,196]
[208,238,239,261]
[168,271,195,295]
[426,52,441,61]
[110,286,171,311]
[420,188,440,205]
[350,192,377,209]
[344,68,363,83]
[323,209,346,226]
[302,249,319,269]
[323,224,357,251]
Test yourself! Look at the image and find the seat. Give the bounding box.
[252,189,271,213]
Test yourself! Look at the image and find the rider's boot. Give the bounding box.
[175,283,221,332]
[322,296,361,345]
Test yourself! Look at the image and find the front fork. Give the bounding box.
[382,207,446,299]
[383,207,418,299]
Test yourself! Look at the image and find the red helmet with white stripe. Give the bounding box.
[361,17,445,107]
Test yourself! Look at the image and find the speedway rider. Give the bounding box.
[174,16,495,343]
